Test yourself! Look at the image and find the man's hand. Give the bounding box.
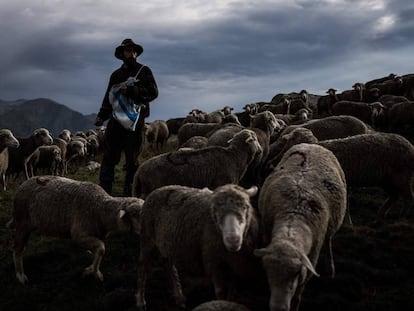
[94,116,104,126]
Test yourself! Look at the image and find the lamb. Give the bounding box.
[267,128,414,221]
[7,128,53,180]
[0,129,20,191]
[144,119,169,151]
[256,143,347,311]
[135,184,260,310]
[191,300,251,311]
[52,138,67,176]
[26,145,62,177]
[132,129,262,199]
[9,175,144,284]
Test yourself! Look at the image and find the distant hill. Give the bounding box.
[0,98,97,137]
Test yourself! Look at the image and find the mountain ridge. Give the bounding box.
[0,98,97,137]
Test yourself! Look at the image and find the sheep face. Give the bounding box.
[33,128,53,146]
[255,244,318,311]
[116,199,143,234]
[210,185,257,252]
[0,129,19,148]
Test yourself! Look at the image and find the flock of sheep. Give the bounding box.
[2,71,414,311]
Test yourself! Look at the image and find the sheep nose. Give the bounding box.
[225,235,241,251]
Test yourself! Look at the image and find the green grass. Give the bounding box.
[1,136,414,310]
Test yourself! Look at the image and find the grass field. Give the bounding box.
[1,137,414,311]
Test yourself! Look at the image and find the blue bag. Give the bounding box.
[109,66,145,131]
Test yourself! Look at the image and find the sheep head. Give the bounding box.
[254,243,319,311]
[210,184,258,252]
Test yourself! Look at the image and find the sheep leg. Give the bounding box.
[326,236,335,279]
[211,266,231,300]
[136,242,154,311]
[1,173,6,191]
[161,258,186,308]
[73,235,105,281]
[290,284,305,311]
[13,227,33,284]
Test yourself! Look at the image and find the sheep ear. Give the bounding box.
[118,210,127,219]
[300,253,320,277]
[254,248,271,257]
[245,185,258,197]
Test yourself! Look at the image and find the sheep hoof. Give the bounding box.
[16,272,28,285]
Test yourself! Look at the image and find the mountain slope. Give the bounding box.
[0,98,97,137]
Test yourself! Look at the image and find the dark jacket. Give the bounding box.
[97,61,158,122]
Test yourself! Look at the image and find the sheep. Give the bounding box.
[378,94,409,109]
[337,82,365,102]
[178,135,209,150]
[317,88,338,116]
[177,119,241,148]
[58,129,71,143]
[135,184,260,310]
[368,76,403,97]
[267,128,414,221]
[192,300,251,311]
[52,138,67,176]
[386,101,414,132]
[207,111,278,186]
[65,140,87,173]
[273,108,311,125]
[256,143,347,311]
[0,129,20,191]
[166,117,185,136]
[259,98,290,115]
[277,115,370,141]
[206,109,226,123]
[9,175,144,285]
[6,128,53,180]
[177,122,224,147]
[144,119,169,151]
[221,106,234,115]
[26,145,62,177]
[267,115,370,167]
[365,73,397,90]
[330,100,386,128]
[132,129,262,199]
[235,103,259,127]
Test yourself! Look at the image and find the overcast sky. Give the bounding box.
[0,0,413,121]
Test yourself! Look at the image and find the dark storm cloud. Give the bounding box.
[1,0,414,120]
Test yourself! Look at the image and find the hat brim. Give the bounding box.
[114,43,143,60]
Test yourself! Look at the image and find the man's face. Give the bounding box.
[123,46,138,59]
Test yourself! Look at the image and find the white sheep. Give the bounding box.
[0,129,20,191]
[256,143,347,311]
[132,129,262,198]
[9,175,143,284]
[135,184,260,310]
[267,128,414,222]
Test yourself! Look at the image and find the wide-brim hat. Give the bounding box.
[114,38,143,60]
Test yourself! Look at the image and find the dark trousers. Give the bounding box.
[99,118,144,196]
